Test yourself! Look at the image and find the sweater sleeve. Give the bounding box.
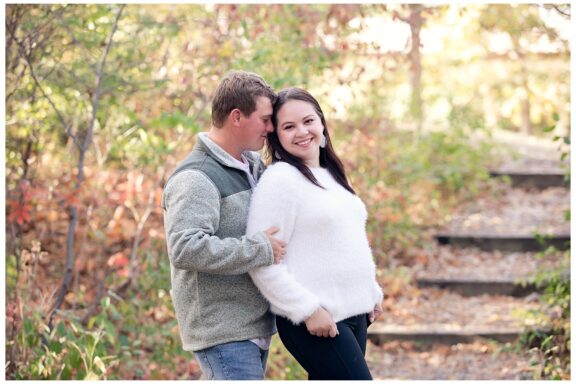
[373,281,384,305]
[162,170,273,274]
[246,164,321,324]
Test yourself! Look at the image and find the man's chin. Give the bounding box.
[249,142,266,152]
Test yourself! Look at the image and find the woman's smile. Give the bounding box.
[276,99,325,168]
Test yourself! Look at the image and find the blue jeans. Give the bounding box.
[194,340,269,380]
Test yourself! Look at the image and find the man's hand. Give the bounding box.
[368,302,383,323]
[265,227,287,264]
[305,307,339,338]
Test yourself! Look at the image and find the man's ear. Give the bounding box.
[229,109,242,126]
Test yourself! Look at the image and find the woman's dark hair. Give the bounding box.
[267,87,356,195]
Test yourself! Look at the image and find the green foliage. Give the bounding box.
[341,127,494,259]
[9,310,119,380]
[408,131,492,194]
[6,247,189,380]
[6,253,19,294]
[519,247,570,380]
[101,249,191,379]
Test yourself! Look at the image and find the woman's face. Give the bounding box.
[275,99,324,168]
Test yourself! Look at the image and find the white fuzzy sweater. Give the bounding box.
[246,162,383,324]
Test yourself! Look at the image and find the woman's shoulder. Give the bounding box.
[260,161,303,182]
[251,162,304,205]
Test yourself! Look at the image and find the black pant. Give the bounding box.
[276,313,372,380]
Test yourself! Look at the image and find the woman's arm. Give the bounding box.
[246,165,321,324]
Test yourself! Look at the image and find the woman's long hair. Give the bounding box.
[267,87,356,195]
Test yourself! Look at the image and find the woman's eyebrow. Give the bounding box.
[280,114,315,127]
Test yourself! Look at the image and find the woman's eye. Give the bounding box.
[305,118,314,124]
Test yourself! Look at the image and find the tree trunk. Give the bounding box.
[408,4,424,136]
[519,53,532,135]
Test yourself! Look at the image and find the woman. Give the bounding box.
[246,88,383,380]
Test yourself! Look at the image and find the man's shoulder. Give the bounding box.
[164,150,222,192]
[170,150,254,200]
[169,149,227,180]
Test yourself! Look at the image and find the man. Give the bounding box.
[162,71,286,380]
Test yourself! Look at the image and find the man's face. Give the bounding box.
[238,96,273,151]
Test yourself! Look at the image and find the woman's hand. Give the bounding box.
[305,307,339,338]
[368,302,383,324]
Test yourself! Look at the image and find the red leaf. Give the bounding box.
[107,252,129,268]
[7,201,33,225]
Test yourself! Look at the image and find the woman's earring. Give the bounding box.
[319,135,327,148]
[274,151,281,159]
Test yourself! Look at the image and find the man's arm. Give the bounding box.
[163,169,273,274]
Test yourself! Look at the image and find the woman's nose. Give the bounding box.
[296,124,309,135]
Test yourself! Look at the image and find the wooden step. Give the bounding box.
[367,323,534,345]
[415,277,540,297]
[490,171,568,189]
[373,286,551,346]
[435,232,570,252]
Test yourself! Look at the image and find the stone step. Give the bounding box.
[415,277,540,297]
[367,323,531,345]
[434,232,570,252]
[490,171,568,189]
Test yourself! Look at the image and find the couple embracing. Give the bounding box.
[162,71,383,380]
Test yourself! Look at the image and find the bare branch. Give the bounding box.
[128,188,155,282]
[551,4,571,18]
[48,5,126,328]
[393,9,410,24]
[5,65,28,103]
[10,20,71,135]
[83,4,126,153]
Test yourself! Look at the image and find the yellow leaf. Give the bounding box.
[84,371,99,380]
[94,356,107,374]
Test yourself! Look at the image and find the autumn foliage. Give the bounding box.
[5,3,569,379]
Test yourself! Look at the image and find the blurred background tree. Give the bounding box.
[4,3,570,379]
